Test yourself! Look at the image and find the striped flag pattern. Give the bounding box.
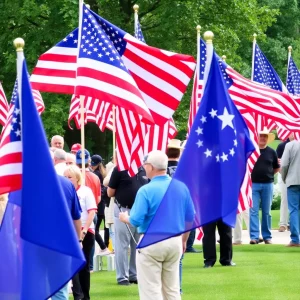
[0,81,22,194]
[0,83,8,127]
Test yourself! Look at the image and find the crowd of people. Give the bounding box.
[1,128,299,300]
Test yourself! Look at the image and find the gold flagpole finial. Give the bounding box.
[222,55,226,62]
[253,33,257,41]
[133,4,139,12]
[196,25,201,33]
[14,38,25,52]
[288,46,292,53]
[204,31,214,44]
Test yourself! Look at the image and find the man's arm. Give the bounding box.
[73,219,82,239]
[280,144,291,183]
[274,168,280,175]
[107,187,116,197]
[182,232,190,253]
[107,167,119,197]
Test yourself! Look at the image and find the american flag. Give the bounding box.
[252,43,300,140]
[68,96,113,132]
[287,55,300,97]
[188,38,206,135]
[134,15,146,43]
[0,81,22,194]
[134,13,178,155]
[0,82,9,127]
[31,28,79,94]
[78,5,195,125]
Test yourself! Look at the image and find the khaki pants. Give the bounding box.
[136,236,182,300]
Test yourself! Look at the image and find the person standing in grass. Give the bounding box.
[119,151,194,300]
[280,138,300,247]
[276,133,294,232]
[250,127,280,245]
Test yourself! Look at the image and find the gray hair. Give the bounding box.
[51,135,64,143]
[54,149,67,161]
[145,150,168,170]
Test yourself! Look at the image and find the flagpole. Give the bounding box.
[251,33,257,81]
[112,105,116,163]
[286,46,292,85]
[14,38,25,114]
[203,31,214,89]
[133,4,139,34]
[78,0,86,184]
[222,55,226,62]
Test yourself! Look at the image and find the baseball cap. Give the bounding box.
[71,143,81,153]
[76,149,90,164]
[91,155,103,166]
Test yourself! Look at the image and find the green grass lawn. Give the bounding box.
[85,245,300,300]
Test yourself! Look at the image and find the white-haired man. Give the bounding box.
[66,153,76,166]
[53,149,67,176]
[119,150,194,300]
[51,135,64,149]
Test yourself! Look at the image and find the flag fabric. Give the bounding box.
[286,55,300,97]
[134,15,146,43]
[188,38,206,135]
[252,43,300,140]
[0,81,24,194]
[0,83,8,127]
[83,5,195,125]
[138,52,255,248]
[31,28,79,94]
[133,11,177,155]
[68,95,113,131]
[0,57,85,299]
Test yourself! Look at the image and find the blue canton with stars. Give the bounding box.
[199,39,206,80]
[135,18,145,43]
[253,44,283,91]
[57,28,79,48]
[287,56,300,96]
[79,5,129,73]
[9,81,21,143]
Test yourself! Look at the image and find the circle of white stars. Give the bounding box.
[195,107,238,163]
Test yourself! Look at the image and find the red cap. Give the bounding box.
[71,143,81,153]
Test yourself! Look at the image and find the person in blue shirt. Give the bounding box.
[119,150,194,300]
[50,149,82,300]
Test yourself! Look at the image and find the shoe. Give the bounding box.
[222,262,236,267]
[258,238,264,243]
[118,280,131,286]
[278,225,287,232]
[217,239,220,244]
[250,240,258,244]
[233,242,242,245]
[185,248,202,253]
[99,248,111,256]
[264,239,272,244]
[286,242,300,247]
[203,264,213,268]
[129,280,138,284]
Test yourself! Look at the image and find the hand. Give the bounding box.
[278,158,281,164]
[119,211,129,223]
[182,241,187,253]
[81,230,87,240]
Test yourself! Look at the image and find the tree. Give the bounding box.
[0,0,285,149]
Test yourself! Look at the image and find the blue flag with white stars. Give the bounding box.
[138,51,255,248]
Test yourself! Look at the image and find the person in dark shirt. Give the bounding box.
[250,128,280,245]
[107,166,148,285]
[276,133,294,232]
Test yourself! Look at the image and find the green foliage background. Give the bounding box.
[0,0,299,157]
